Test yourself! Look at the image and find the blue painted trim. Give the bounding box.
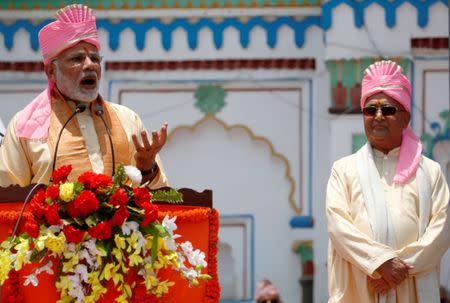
[290,215,314,228]
[219,214,255,303]
[322,0,447,30]
[0,16,321,52]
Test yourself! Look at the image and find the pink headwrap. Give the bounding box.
[16,4,100,139]
[361,60,422,184]
[255,279,282,302]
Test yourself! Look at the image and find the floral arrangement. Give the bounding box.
[0,165,211,303]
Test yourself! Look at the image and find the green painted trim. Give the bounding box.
[352,133,367,153]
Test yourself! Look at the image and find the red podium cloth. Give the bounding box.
[0,203,220,303]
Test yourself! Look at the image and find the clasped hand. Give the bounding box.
[132,122,168,172]
[368,257,412,294]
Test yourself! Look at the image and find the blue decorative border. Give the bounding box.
[322,0,448,30]
[0,16,321,51]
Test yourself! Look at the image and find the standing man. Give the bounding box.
[0,4,168,188]
[326,60,449,302]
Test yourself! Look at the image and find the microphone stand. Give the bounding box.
[51,104,87,176]
[95,105,115,176]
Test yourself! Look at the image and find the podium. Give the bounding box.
[0,185,220,303]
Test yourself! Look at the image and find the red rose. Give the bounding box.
[78,172,96,188]
[78,172,113,190]
[111,206,129,227]
[52,165,72,184]
[109,188,129,208]
[29,189,48,219]
[23,217,39,238]
[141,203,158,227]
[133,188,151,208]
[88,221,112,240]
[67,190,100,218]
[45,204,62,226]
[91,174,113,189]
[63,225,86,243]
[45,185,60,201]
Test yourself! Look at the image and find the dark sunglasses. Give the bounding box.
[362,106,405,116]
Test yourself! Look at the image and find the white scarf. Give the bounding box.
[356,143,439,303]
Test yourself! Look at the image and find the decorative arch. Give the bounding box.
[167,113,301,214]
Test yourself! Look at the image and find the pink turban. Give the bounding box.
[39,4,100,64]
[16,4,100,139]
[361,60,422,184]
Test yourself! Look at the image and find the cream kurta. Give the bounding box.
[0,100,168,189]
[326,148,450,303]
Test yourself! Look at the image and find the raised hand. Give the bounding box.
[132,122,168,173]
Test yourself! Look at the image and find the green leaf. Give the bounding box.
[151,189,183,203]
[154,223,169,238]
[150,230,159,265]
[30,248,48,262]
[85,215,99,227]
[96,240,111,257]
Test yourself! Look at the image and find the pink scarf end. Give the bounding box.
[393,126,422,184]
[16,89,52,139]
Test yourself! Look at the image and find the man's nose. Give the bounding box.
[83,56,96,69]
[374,108,384,120]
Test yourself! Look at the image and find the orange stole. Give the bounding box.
[0,204,220,303]
[47,93,131,180]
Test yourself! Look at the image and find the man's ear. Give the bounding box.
[401,111,411,129]
[44,62,56,83]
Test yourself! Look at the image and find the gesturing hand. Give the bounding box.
[376,257,411,288]
[132,122,168,172]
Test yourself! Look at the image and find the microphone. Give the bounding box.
[95,104,115,176]
[51,104,86,176]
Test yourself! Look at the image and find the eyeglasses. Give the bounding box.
[362,106,406,117]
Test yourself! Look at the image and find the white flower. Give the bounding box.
[36,261,54,275]
[162,215,178,236]
[183,268,198,280]
[23,273,38,287]
[122,221,139,236]
[68,274,85,302]
[124,165,142,185]
[79,249,94,267]
[84,239,100,256]
[181,241,207,268]
[75,264,89,283]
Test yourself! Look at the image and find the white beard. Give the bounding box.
[54,64,99,102]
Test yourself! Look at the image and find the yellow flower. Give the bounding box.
[100,263,115,281]
[128,253,143,266]
[0,250,12,284]
[62,255,79,273]
[144,274,159,290]
[152,280,174,297]
[115,292,129,303]
[114,234,126,250]
[44,233,66,254]
[59,182,74,202]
